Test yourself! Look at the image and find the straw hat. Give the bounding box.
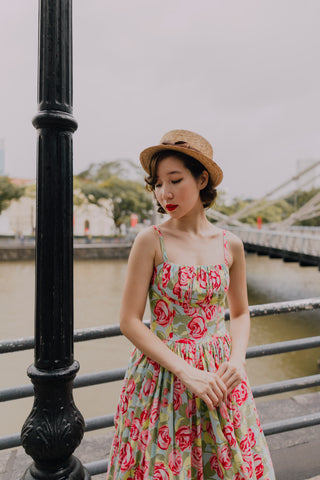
[140,129,223,188]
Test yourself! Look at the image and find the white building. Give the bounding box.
[0,188,115,237]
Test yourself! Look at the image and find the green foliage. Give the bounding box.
[75,161,153,227]
[0,177,25,214]
[214,188,320,226]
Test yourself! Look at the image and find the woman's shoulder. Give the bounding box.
[223,228,244,249]
[133,226,159,248]
[129,227,159,266]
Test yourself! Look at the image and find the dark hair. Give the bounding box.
[145,150,217,213]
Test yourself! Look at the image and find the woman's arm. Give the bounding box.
[119,228,227,409]
[218,232,250,393]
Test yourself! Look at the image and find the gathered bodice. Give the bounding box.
[149,227,230,344]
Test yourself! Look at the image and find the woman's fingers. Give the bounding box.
[217,361,245,394]
[207,373,227,404]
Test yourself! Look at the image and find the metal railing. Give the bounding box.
[229,227,320,258]
[1,298,320,476]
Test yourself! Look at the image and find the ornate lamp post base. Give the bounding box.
[21,1,90,478]
[21,363,89,480]
[22,456,90,480]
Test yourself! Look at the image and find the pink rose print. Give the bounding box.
[198,287,214,307]
[222,423,237,447]
[173,390,183,411]
[218,445,232,470]
[148,358,161,378]
[234,473,247,480]
[176,425,192,451]
[139,407,149,426]
[143,378,156,397]
[191,446,202,468]
[140,458,150,480]
[187,316,207,340]
[191,422,202,442]
[184,287,193,305]
[183,302,198,316]
[248,427,256,447]
[127,379,136,399]
[197,268,208,289]
[157,425,171,450]
[133,466,144,480]
[120,395,129,416]
[154,463,170,480]
[138,429,151,452]
[244,459,253,478]
[197,471,204,480]
[186,397,197,418]
[173,281,182,299]
[162,263,171,288]
[209,268,221,290]
[154,300,172,327]
[124,418,131,428]
[119,443,135,472]
[206,421,216,442]
[240,434,251,456]
[130,418,141,441]
[209,454,224,479]
[168,449,183,475]
[256,414,263,432]
[233,382,248,406]
[220,402,229,420]
[174,377,186,394]
[149,399,160,427]
[110,433,119,464]
[203,304,217,321]
[254,454,265,479]
[233,406,242,429]
[178,266,195,286]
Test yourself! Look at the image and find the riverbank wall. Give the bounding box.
[0,243,132,261]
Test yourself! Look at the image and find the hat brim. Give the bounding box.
[140,144,223,188]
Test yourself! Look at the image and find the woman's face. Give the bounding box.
[154,155,207,218]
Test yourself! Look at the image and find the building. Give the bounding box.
[0,181,115,237]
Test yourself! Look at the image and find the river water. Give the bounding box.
[1,253,319,437]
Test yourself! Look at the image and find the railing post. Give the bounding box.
[20,1,90,479]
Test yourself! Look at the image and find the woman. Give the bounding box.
[107,130,275,479]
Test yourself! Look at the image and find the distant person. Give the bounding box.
[106,130,275,479]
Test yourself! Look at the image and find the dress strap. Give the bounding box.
[223,230,229,267]
[153,225,169,263]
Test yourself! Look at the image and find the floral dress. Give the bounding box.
[106,226,275,480]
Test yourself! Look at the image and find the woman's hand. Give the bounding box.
[179,364,227,410]
[217,360,246,395]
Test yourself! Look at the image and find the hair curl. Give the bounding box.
[145,150,217,214]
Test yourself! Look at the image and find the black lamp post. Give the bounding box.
[21,1,90,479]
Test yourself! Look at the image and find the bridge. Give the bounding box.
[226,227,320,269]
[206,157,320,270]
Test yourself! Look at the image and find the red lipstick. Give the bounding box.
[166,204,178,212]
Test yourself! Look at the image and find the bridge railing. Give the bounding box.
[1,298,320,476]
[228,226,320,259]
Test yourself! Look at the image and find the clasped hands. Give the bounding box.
[180,361,246,411]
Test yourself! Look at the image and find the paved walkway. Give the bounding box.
[1,392,320,480]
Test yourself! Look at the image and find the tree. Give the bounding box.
[0,177,25,214]
[75,160,153,228]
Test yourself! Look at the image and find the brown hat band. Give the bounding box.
[161,141,202,155]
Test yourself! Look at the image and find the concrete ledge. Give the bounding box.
[0,243,132,261]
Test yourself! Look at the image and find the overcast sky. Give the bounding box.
[0,0,319,199]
